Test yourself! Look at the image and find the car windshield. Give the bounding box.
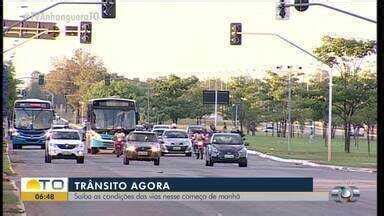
[51,131,80,140]
[128,133,157,142]
[164,131,188,138]
[14,109,53,130]
[92,108,136,130]
[153,129,165,136]
[212,135,242,145]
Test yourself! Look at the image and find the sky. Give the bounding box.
[3,0,377,82]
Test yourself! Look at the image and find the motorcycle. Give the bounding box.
[114,136,125,157]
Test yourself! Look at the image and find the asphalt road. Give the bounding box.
[9,146,376,216]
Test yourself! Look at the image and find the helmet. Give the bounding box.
[171,123,177,129]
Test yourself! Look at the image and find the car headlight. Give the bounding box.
[211,146,219,155]
[126,145,136,151]
[49,142,55,147]
[238,147,247,156]
[12,131,20,137]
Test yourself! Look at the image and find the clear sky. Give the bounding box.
[3,0,377,81]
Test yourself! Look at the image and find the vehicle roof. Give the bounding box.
[154,124,170,127]
[89,97,136,102]
[187,125,204,127]
[152,128,166,131]
[50,129,79,133]
[15,99,51,104]
[130,131,156,134]
[212,133,241,136]
[163,129,187,132]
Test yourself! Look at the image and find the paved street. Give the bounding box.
[9,146,376,216]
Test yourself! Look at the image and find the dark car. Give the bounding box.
[205,133,247,167]
[123,131,161,165]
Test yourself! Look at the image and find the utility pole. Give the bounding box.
[147,88,150,123]
[287,67,292,152]
[214,90,218,128]
[327,69,333,161]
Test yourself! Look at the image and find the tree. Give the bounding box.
[314,36,376,153]
[45,49,108,120]
[150,75,199,123]
[4,61,23,118]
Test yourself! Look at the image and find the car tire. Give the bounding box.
[154,158,160,166]
[91,147,98,154]
[77,156,84,164]
[12,144,19,149]
[185,152,192,157]
[40,145,45,149]
[205,160,210,166]
[45,155,52,163]
[161,152,165,156]
[123,156,129,165]
[239,161,247,167]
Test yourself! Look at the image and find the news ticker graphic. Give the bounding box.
[21,177,330,202]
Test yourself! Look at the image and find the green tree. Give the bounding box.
[314,36,376,153]
[4,61,23,116]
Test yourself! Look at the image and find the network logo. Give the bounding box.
[21,177,68,192]
[330,186,360,202]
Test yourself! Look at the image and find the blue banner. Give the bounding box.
[68,177,313,192]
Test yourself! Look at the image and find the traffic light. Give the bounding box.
[38,74,45,85]
[294,0,309,12]
[230,23,242,45]
[105,74,111,86]
[102,0,116,18]
[276,0,290,20]
[80,21,92,44]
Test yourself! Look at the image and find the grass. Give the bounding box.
[2,139,23,216]
[245,132,377,168]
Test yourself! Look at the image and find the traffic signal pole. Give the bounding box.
[285,2,376,24]
[239,31,334,161]
[3,1,104,35]
[3,29,51,53]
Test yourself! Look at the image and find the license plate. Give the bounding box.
[173,146,181,150]
[62,151,72,155]
[137,151,148,156]
[224,154,234,159]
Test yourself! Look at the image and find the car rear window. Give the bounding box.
[153,130,165,136]
[52,131,80,140]
[188,127,205,134]
[164,131,188,138]
[212,135,242,145]
[128,133,157,142]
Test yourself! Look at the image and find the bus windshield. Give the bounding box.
[92,108,136,130]
[14,109,53,130]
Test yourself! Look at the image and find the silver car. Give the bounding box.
[160,129,192,156]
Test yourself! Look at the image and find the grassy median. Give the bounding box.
[3,140,24,216]
[245,132,377,168]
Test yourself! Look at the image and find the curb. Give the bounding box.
[247,149,376,173]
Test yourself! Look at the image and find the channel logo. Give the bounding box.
[330,186,360,202]
[21,177,68,201]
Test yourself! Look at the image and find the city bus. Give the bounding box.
[85,97,139,154]
[10,99,54,149]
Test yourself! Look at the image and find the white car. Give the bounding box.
[45,129,85,164]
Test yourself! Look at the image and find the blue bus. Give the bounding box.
[11,99,54,149]
[85,97,139,154]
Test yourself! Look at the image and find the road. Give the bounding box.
[9,146,376,216]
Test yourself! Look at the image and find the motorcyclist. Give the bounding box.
[113,129,126,157]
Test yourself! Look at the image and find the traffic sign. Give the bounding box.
[65,26,78,36]
[203,90,230,105]
[294,0,309,12]
[3,20,59,39]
